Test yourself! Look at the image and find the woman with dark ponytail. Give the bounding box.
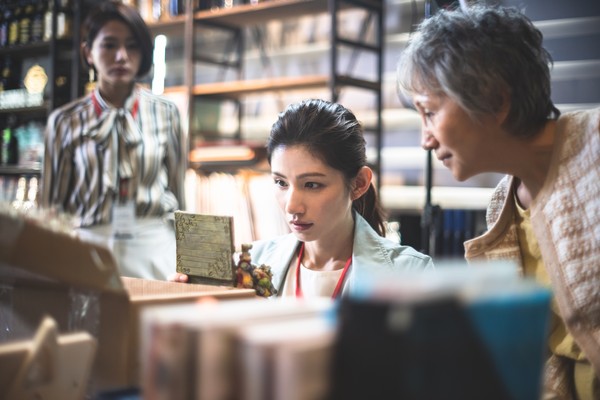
[267,99,386,234]
[255,99,433,297]
[170,100,433,298]
[173,99,432,297]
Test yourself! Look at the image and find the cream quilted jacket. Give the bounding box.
[464,108,600,398]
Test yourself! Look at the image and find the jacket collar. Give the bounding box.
[267,211,394,294]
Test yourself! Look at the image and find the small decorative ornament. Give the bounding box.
[23,64,48,95]
[235,243,277,297]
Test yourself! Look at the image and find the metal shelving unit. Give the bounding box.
[173,0,384,186]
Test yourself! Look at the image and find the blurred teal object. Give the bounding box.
[466,288,552,400]
[332,261,553,400]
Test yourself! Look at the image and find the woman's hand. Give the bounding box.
[168,272,189,283]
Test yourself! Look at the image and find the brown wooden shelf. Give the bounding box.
[0,41,48,58]
[192,75,327,97]
[162,85,188,95]
[0,165,41,176]
[0,39,72,58]
[187,74,378,98]
[194,0,330,27]
[193,0,381,27]
[0,104,49,115]
[146,15,186,35]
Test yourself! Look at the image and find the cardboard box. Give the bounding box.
[0,211,256,392]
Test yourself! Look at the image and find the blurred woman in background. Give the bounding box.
[42,1,185,280]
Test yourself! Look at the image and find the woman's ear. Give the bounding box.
[351,166,373,200]
[82,42,93,68]
[496,90,511,125]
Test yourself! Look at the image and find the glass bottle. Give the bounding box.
[50,0,72,39]
[60,0,71,38]
[20,0,34,45]
[0,5,7,48]
[0,57,19,92]
[1,115,19,165]
[8,1,21,46]
[30,0,44,43]
[43,0,56,41]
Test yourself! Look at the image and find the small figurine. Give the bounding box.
[235,244,277,297]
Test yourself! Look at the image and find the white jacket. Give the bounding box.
[250,212,434,297]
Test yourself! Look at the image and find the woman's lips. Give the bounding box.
[111,68,130,75]
[437,153,452,167]
[290,221,313,232]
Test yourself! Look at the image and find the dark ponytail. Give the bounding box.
[352,184,385,236]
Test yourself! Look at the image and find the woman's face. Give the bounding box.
[85,20,141,88]
[270,145,354,244]
[414,92,501,181]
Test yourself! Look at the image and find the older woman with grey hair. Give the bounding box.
[397,5,599,400]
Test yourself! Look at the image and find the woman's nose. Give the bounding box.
[421,128,438,151]
[285,188,304,215]
[115,45,129,61]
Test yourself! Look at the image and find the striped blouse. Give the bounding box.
[41,85,185,227]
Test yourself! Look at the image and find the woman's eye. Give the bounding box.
[422,110,435,125]
[273,178,287,188]
[305,182,321,189]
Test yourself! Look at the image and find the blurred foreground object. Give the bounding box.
[0,209,255,394]
[0,316,96,400]
[330,262,552,400]
[140,298,334,400]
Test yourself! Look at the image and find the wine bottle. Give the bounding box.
[0,4,8,48]
[43,0,52,41]
[56,0,71,39]
[20,0,34,45]
[30,0,43,43]
[0,57,19,92]
[1,115,19,165]
[8,1,21,46]
[44,0,70,41]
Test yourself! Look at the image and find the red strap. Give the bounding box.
[295,243,352,299]
[91,90,102,117]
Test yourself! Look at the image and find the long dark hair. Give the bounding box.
[81,0,153,77]
[267,99,386,236]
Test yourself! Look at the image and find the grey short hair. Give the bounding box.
[397,5,559,137]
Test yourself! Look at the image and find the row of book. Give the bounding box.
[396,207,488,259]
[435,208,487,257]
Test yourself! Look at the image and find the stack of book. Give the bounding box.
[140,298,336,400]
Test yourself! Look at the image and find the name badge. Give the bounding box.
[113,201,136,239]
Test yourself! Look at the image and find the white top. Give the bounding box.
[281,262,345,298]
